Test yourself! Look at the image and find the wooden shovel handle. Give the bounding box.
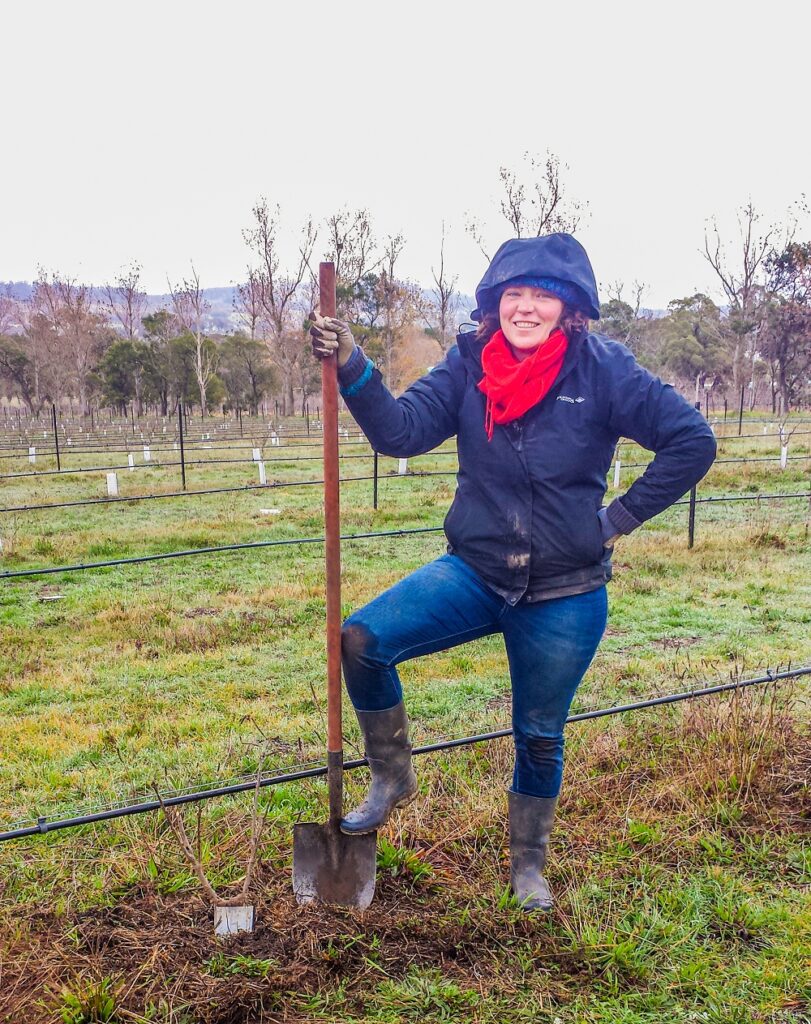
[319,263,342,757]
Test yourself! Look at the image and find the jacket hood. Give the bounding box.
[472,233,600,321]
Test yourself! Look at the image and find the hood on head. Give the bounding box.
[472,233,600,321]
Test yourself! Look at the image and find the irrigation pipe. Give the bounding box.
[1,481,808,518]
[0,526,445,579]
[0,665,806,844]
[3,489,810,578]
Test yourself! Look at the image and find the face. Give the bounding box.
[498,286,564,359]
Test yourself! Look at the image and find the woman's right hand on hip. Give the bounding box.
[309,310,356,368]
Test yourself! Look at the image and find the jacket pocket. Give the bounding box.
[580,500,606,564]
[539,498,604,569]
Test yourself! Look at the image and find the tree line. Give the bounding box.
[1,155,809,418]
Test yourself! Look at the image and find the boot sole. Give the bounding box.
[339,788,418,836]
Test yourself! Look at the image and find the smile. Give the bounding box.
[513,321,541,328]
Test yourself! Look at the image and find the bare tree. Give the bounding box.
[169,265,215,416]
[428,222,460,354]
[701,201,801,392]
[760,241,811,414]
[598,280,659,363]
[468,150,587,260]
[376,235,427,389]
[605,280,645,319]
[324,208,378,319]
[103,262,147,340]
[0,285,18,335]
[8,298,57,413]
[31,272,107,413]
[234,268,265,342]
[703,203,776,319]
[242,199,317,415]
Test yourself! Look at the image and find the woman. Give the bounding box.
[310,233,716,910]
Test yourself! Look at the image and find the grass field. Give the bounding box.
[0,414,809,1023]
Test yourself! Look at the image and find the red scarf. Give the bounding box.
[478,328,568,440]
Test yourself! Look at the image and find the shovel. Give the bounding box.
[292,261,377,910]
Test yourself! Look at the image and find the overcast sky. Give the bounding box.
[2,0,809,311]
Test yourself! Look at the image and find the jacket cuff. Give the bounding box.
[337,346,368,387]
[605,497,642,535]
[598,507,617,545]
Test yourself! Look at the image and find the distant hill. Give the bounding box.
[1,281,240,332]
[3,281,477,322]
[1,281,33,300]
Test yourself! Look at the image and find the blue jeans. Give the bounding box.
[341,554,607,799]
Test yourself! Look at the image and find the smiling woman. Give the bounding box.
[499,285,564,355]
[308,232,717,914]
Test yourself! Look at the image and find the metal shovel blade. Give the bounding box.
[293,821,377,909]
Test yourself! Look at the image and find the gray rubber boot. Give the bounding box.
[508,790,558,912]
[340,702,418,835]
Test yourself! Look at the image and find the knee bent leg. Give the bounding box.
[341,619,377,669]
[522,733,564,767]
[513,731,565,798]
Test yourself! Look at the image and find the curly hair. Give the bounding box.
[475,303,589,345]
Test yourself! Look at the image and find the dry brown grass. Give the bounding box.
[1,685,807,1023]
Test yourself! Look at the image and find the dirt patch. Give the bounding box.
[2,697,807,1023]
[751,531,787,549]
[652,635,702,649]
[1,870,582,1023]
[484,692,510,713]
[184,606,221,619]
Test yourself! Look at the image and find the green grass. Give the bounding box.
[0,414,809,1022]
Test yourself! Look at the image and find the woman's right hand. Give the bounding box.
[309,310,356,368]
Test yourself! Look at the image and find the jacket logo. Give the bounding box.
[557,395,586,404]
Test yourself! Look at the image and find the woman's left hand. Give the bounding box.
[309,310,356,367]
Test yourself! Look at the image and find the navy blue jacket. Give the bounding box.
[339,328,716,604]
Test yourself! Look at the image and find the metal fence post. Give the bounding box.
[51,403,61,471]
[688,400,700,548]
[373,450,379,510]
[178,402,187,491]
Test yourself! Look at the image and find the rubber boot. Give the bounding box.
[340,702,418,835]
[508,790,558,912]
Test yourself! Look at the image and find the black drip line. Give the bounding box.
[0,526,446,579]
[1,488,809,580]
[0,665,806,844]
